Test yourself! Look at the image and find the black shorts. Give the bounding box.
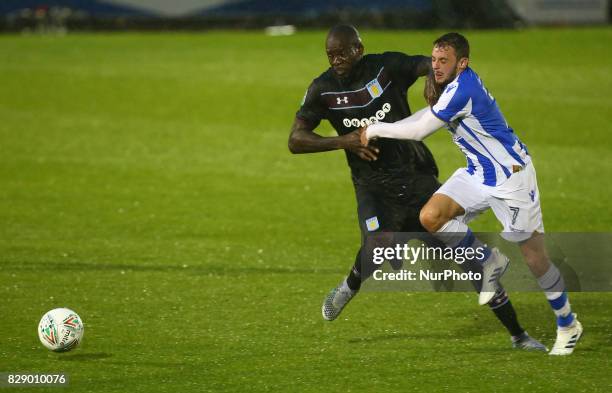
[354,172,441,237]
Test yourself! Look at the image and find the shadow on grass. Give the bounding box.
[347,294,610,352]
[57,352,112,361]
[8,261,343,276]
[55,353,186,368]
[347,333,442,344]
[103,360,186,368]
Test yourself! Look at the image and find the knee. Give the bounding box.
[419,207,446,233]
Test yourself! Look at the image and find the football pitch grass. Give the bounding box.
[1,28,611,392]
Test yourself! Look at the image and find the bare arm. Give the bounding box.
[361,108,445,144]
[289,117,379,161]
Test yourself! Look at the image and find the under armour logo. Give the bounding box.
[337,96,348,105]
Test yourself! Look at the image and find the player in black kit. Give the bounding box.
[288,25,545,350]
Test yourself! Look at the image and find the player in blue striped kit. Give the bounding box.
[361,32,582,355]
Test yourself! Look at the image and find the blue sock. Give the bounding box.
[537,264,574,327]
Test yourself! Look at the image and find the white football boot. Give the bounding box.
[549,314,583,356]
[479,248,510,305]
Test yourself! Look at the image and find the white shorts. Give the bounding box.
[435,162,544,242]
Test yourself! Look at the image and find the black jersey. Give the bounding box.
[296,52,438,185]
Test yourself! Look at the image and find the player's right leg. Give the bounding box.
[322,250,361,321]
[322,185,381,321]
[419,170,510,305]
[403,175,544,350]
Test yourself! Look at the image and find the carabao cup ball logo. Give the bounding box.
[38,308,84,352]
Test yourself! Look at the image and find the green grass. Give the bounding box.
[1,28,611,392]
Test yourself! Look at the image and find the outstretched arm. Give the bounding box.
[289,117,380,161]
[361,108,446,144]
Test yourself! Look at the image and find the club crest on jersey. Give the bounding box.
[321,67,390,110]
[365,216,380,232]
[366,79,383,99]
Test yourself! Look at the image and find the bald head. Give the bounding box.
[326,24,362,47]
[325,25,364,78]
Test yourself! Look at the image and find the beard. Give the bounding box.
[425,67,460,106]
[425,69,460,106]
[437,68,459,89]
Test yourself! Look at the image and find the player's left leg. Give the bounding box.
[489,162,582,355]
[518,232,582,355]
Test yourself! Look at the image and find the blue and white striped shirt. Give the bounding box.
[432,67,530,186]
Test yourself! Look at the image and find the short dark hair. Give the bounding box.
[433,32,469,60]
[327,24,362,47]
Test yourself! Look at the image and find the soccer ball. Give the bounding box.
[38,308,84,352]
